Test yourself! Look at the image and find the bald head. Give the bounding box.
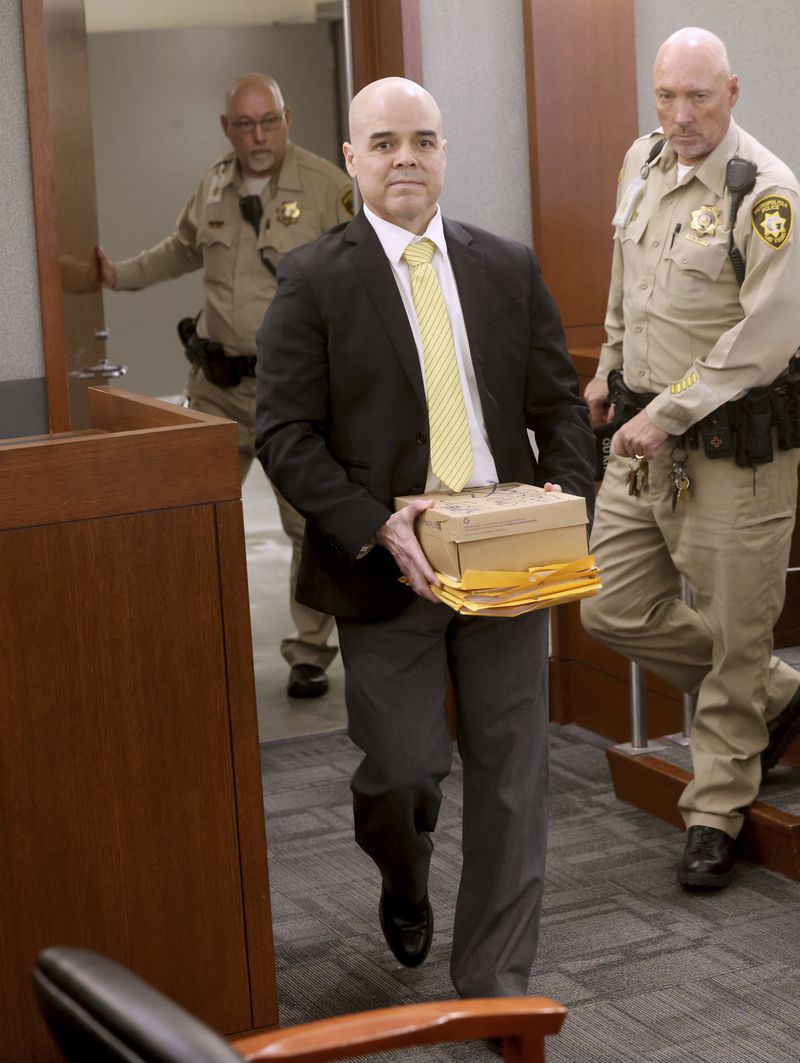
[655,27,731,79]
[225,73,285,114]
[348,77,443,143]
[220,73,291,177]
[343,78,447,234]
[653,27,738,165]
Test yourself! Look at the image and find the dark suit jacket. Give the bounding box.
[255,209,595,620]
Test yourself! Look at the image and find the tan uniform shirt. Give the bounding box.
[599,119,800,436]
[114,142,354,357]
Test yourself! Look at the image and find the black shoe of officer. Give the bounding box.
[677,825,735,889]
[379,887,433,967]
[762,687,800,774]
[287,663,328,699]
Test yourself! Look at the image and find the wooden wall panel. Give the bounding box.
[550,602,684,740]
[0,421,239,530]
[0,507,254,1060]
[522,0,637,347]
[349,0,422,92]
[0,392,276,1060]
[215,501,278,1029]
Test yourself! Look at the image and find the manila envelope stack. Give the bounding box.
[395,482,601,618]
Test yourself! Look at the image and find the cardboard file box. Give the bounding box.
[394,482,589,580]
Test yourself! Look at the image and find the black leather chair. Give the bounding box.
[33,947,567,1062]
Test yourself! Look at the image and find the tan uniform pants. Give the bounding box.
[581,442,800,838]
[187,365,337,671]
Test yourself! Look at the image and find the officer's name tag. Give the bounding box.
[612,177,644,229]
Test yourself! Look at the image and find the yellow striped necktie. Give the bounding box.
[402,238,474,492]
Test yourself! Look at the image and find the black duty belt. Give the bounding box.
[230,355,257,377]
[606,355,800,469]
[177,315,257,389]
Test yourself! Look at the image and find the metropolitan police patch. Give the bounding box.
[751,194,792,249]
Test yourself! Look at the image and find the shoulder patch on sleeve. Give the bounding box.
[341,186,354,216]
[751,194,792,249]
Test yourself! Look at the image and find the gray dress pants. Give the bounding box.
[336,596,550,998]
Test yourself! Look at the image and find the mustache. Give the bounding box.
[388,170,424,184]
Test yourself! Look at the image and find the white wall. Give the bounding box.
[0,0,47,436]
[88,21,346,397]
[0,0,43,384]
[634,1,800,176]
[419,0,532,247]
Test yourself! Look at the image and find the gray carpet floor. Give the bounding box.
[261,722,800,1062]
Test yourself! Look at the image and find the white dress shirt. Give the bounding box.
[363,204,499,492]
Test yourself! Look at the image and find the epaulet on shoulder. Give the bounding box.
[296,146,349,183]
[208,150,236,175]
[630,129,664,153]
[624,129,664,168]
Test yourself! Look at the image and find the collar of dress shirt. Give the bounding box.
[363,203,449,266]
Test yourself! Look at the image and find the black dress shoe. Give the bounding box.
[677,825,735,889]
[762,687,800,773]
[379,887,433,967]
[287,664,328,699]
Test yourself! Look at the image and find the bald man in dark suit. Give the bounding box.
[256,77,594,999]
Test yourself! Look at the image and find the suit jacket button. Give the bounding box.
[410,484,423,493]
[417,433,427,444]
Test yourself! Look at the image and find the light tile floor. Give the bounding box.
[243,463,347,742]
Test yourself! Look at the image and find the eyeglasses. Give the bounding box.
[230,114,284,135]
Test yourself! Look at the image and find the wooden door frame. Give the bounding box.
[348,0,422,92]
[20,0,70,433]
[21,0,423,434]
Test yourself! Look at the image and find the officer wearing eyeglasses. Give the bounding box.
[96,73,353,700]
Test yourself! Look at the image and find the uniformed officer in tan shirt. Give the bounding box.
[581,28,800,888]
[97,73,354,700]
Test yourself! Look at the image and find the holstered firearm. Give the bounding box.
[177,317,243,389]
[607,368,656,422]
[769,354,800,450]
[592,369,656,480]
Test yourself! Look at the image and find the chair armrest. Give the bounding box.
[231,996,567,1063]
